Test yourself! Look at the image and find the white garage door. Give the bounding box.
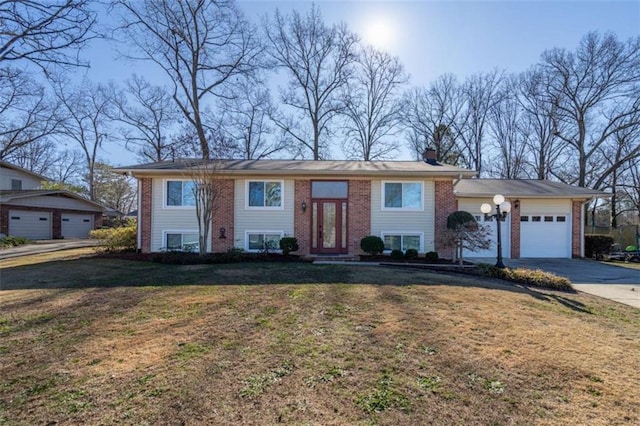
[8,210,52,240]
[520,214,571,258]
[62,213,94,238]
[457,200,510,259]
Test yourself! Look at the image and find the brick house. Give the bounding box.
[118,158,605,258]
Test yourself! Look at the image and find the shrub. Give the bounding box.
[360,235,384,255]
[390,249,404,260]
[425,251,439,262]
[585,235,614,258]
[0,235,30,248]
[89,221,137,252]
[279,237,299,255]
[476,263,573,291]
[404,248,418,260]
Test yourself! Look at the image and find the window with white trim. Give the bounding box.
[246,231,283,251]
[381,233,422,252]
[166,180,195,207]
[165,232,199,252]
[247,181,282,208]
[382,182,422,209]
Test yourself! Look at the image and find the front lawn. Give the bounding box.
[1,255,639,424]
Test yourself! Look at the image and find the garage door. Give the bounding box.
[61,213,94,238]
[520,214,571,258]
[8,210,52,240]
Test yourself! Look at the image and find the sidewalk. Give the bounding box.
[0,239,99,260]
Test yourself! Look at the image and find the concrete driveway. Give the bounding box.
[0,239,99,260]
[472,257,640,308]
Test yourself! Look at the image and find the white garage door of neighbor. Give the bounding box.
[62,213,94,238]
[463,214,511,259]
[9,210,52,240]
[520,214,571,258]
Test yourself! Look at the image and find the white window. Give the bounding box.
[245,231,283,252]
[381,233,423,252]
[165,180,195,207]
[164,231,199,252]
[382,182,423,210]
[246,181,283,209]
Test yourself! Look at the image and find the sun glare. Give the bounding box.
[363,17,396,51]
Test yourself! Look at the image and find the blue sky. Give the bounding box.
[81,0,639,163]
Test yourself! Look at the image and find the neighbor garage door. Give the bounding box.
[520,214,571,258]
[61,213,94,238]
[8,210,52,240]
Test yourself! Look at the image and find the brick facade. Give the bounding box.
[434,180,456,258]
[140,178,152,253]
[571,200,582,258]
[212,179,235,253]
[348,180,371,255]
[510,199,521,259]
[294,180,311,255]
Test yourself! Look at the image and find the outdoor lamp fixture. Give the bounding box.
[480,194,512,269]
[301,201,307,213]
[219,227,226,239]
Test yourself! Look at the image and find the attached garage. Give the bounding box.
[457,198,511,258]
[62,213,94,239]
[455,179,607,259]
[8,210,52,240]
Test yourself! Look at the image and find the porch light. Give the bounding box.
[480,194,511,269]
[301,201,307,213]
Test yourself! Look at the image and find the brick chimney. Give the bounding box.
[422,148,439,165]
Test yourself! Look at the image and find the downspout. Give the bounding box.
[136,175,142,253]
[579,198,593,258]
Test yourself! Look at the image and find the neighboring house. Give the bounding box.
[118,158,606,259]
[0,161,104,239]
[454,179,607,259]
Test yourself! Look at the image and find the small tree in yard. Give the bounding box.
[186,160,222,257]
[440,211,492,265]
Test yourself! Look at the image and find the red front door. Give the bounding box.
[312,199,348,254]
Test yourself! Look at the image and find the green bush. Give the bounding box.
[360,235,384,255]
[425,251,439,262]
[89,222,137,252]
[390,249,404,260]
[476,263,573,291]
[404,248,418,260]
[447,210,478,230]
[585,235,614,258]
[279,237,299,255]
[0,235,30,248]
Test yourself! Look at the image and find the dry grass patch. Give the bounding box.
[1,256,639,425]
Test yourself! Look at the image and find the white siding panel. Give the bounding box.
[234,179,294,249]
[0,166,42,190]
[458,198,511,258]
[12,195,100,211]
[370,180,435,252]
[151,178,201,251]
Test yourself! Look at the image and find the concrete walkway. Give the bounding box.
[472,257,640,308]
[0,239,99,260]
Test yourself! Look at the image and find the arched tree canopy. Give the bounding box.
[447,211,478,230]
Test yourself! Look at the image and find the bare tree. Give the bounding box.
[342,45,409,160]
[112,74,179,162]
[0,0,96,72]
[112,0,262,160]
[542,32,640,188]
[265,4,358,160]
[438,211,492,265]
[53,78,114,201]
[221,78,287,159]
[0,68,61,160]
[455,69,505,174]
[403,74,465,164]
[92,162,137,214]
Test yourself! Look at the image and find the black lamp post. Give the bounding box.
[481,194,512,269]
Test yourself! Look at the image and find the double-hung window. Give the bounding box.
[166,180,195,207]
[247,181,282,209]
[165,232,199,252]
[383,182,422,210]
